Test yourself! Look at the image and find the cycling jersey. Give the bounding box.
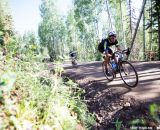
[103,38,118,52]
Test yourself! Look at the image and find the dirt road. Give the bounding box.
[64,61,160,102]
[63,61,160,129]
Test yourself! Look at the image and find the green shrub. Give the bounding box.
[0,57,95,130]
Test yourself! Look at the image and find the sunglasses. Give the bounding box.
[109,35,116,37]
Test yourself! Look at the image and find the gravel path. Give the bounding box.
[63,61,160,129]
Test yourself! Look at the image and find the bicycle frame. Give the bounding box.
[109,51,126,74]
[71,56,77,66]
[102,48,138,87]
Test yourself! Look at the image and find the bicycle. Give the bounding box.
[102,48,138,87]
[69,51,77,67]
[71,56,77,66]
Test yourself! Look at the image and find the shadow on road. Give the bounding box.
[63,61,160,129]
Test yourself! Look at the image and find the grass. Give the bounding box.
[0,55,95,130]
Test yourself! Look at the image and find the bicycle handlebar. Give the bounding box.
[114,48,130,55]
[113,48,130,62]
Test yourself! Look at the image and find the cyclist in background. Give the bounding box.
[69,51,77,66]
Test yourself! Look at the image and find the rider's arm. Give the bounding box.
[103,47,110,55]
[103,39,109,54]
[115,44,121,51]
[103,47,112,57]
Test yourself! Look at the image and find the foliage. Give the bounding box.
[39,0,67,61]
[73,0,103,61]
[38,0,105,61]
[128,103,160,128]
[146,0,160,60]
[130,118,146,126]
[0,55,95,129]
[37,0,160,62]
[0,0,13,34]
[146,0,160,31]
[20,31,40,58]
[149,103,160,122]
[112,118,122,130]
[3,0,160,129]
[0,2,95,126]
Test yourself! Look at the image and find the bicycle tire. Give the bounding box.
[102,61,114,81]
[72,59,77,66]
[119,61,138,87]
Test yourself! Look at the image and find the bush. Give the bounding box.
[0,57,95,130]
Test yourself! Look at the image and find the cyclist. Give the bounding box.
[69,51,76,58]
[69,51,77,66]
[102,31,120,75]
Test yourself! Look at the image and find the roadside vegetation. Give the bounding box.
[0,51,95,129]
[0,0,160,129]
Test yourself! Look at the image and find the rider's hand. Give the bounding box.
[107,53,112,57]
[126,48,130,55]
[103,51,112,57]
[103,51,106,55]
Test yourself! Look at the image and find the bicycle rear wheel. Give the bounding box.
[119,61,138,87]
[102,61,114,81]
[72,59,77,66]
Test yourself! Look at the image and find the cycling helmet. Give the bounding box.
[108,31,116,37]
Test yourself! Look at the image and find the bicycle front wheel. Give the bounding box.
[102,61,114,81]
[72,59,77,66]
[119,61,138,87]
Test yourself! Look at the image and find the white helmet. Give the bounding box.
[108,31,116,37]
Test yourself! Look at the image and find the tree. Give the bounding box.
[20,31,39,56]
[0,0,13,34]
[0,0,14,56]
[108,0,127,47]
[146,0,160,60]
[128,0,133,38]
[130,0,146,51]
[38,0,67,61]
[74,0,103,60]
[119,0,126,48]
[66,9,78,51]
[143,5,146,60]
[105,0,113,30]
[124,0,138,46]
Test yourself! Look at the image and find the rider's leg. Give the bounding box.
[104,53,112,72]
[104,54,109,68]
[103,48,113,74]
[105,48,114,74]
[104,48,113,68]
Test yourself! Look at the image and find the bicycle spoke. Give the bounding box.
[102,62,114,81]
[120,61,138,87]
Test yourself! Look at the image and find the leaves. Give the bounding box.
[0,72,16,92]
[0,0,13,33]
[39,0,67,60]
[0,58,95,129]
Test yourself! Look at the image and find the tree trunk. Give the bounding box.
[129,0,133,38]
[94,19,99,40]
[130,0,147,51]
[106,0,113,30]
[158,15,160,60]
[119,0,126,48]
[156,0,160,60]
[154,0,160,60]
[143,7,146,61]
[149,0,153,52]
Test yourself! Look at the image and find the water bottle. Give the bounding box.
[111,61,117,70]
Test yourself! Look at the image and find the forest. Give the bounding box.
[0,0,160,129]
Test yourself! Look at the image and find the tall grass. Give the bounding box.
[0,55,95,130]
